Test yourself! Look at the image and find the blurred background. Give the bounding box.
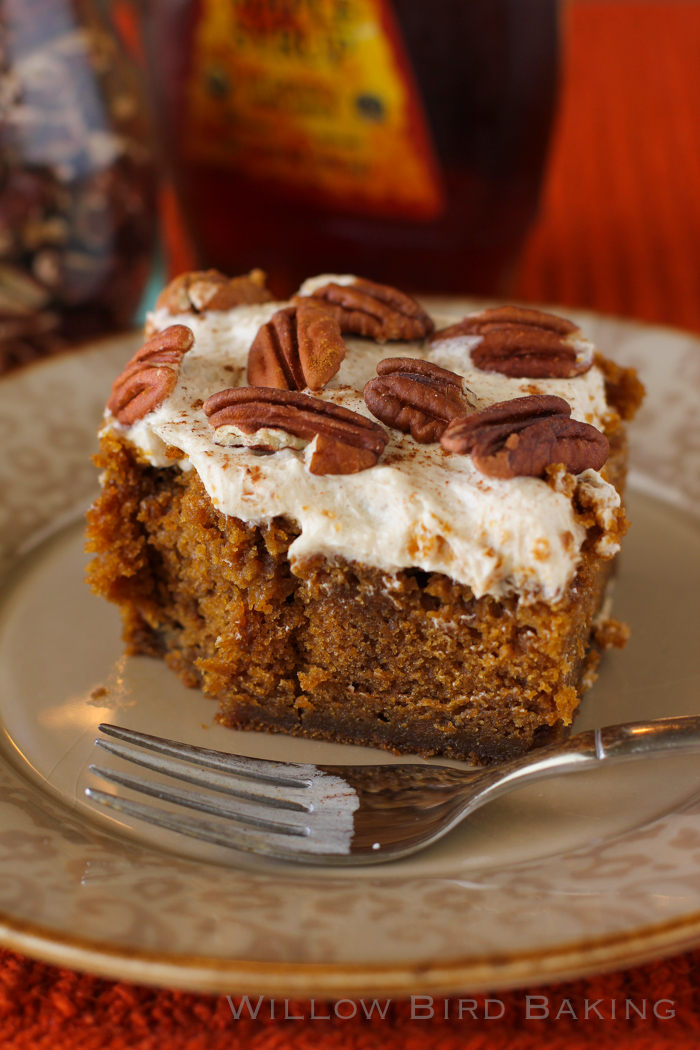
[1,0,699,374]
[2,1,700,1036]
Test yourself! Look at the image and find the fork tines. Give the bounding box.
[85,723,359,861]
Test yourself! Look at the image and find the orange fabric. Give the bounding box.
[4,1,700,1045]
[159,181,199,278]
[2,945,700,1047]
[514,1,700,333]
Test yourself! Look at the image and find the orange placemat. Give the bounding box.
[514,0,700,334]
[4,1,700,1046]
[2,945,700,1048]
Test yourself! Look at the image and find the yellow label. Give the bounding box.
[183,0,444,220]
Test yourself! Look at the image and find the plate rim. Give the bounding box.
[2,313,700,994]
[4,905,700,996]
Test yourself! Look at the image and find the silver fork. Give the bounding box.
[85,716,700,866]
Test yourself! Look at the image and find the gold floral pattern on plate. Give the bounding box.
[0,311,699,995]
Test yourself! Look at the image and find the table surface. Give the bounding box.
[3,1,700,1046]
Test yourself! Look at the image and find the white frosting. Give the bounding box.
[430,335,602,426]
[105,280,623,603]
[298,273,359,295]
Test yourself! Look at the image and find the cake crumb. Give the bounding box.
[545,463,576,497]
[594,352,645,421]
[593,617,630,650]
[561,530,575,552]
[579,650,601,692]
[532,538,551,561]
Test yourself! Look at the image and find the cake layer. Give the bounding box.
[87,433,621,764]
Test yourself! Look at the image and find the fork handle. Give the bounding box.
[595,715,700,761]
[468,715,700,808]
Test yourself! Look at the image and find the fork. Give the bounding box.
[85,716,700,866]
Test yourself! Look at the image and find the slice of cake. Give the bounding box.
[86,270,644,764]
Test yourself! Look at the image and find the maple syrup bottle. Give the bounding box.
[143,0,559,298]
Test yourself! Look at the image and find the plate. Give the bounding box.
[0,306,700,996]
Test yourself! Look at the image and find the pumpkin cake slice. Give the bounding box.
[87,272,643,764]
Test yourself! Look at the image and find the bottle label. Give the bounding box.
[183,0,445,220]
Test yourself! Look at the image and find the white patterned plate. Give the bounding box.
[0,305,699,996]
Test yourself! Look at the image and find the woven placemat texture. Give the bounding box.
[2,946,700,1048]
[3,1,700,1046]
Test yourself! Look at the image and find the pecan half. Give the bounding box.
[431,305,592,379]
[363,357,475,442]
[440,394,609,478]
[299,277,434,342]
[204,387,387,475]
[107,325,194,425]
[247,301,345,392]
[155,268,273,315]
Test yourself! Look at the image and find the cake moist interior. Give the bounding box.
[87,429,627,765]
